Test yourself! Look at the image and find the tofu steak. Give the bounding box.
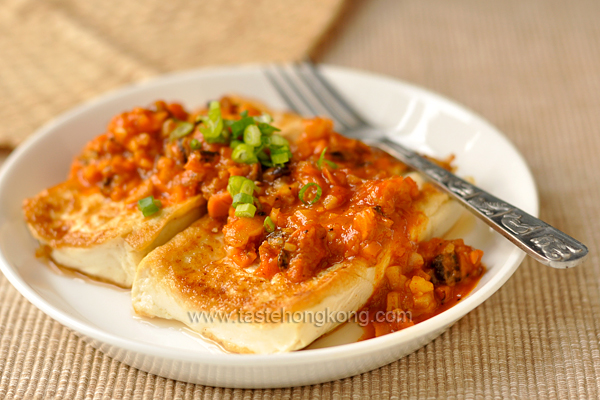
[24,97,304,287]
[132,116,484,353]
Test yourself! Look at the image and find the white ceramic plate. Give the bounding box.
[0,65,537,388]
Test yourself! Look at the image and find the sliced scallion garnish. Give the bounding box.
[227,176,260,217]
[230,139,243,149]
[235,203,257,218]
[239,179,256,196]
[256,122,281,135]
[264,216,275,233]
[169,121,194,141]
[256,150,273,167]
[138,196,162,217]
[230,116,255,138]
[227,176,247,196]
[225,110,288,167]
[271,149,290,165]
[243,125,262,147]
[299,183,322,205]
[232,192,254,207]
[266,135,289,147]
[232,143,258,164]
[199,101,226,143]
[254,114,273,124]
[317,147,338,169]
[228,176,257,197]
[190,138,202,150]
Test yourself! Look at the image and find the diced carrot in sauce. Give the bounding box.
[361,241,383,259]
[59,96,485,340]
[223,217,264,248]
[207,191,232,218]
[230,248,258,268]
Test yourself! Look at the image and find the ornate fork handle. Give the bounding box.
[379,138,588,269]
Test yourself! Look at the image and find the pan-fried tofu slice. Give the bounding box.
[24,183,205,287]
[131,179,463,353]
[23,96,304,288]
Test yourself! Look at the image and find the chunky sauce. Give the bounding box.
[56,98,485,338]
[358,238,484,339]
[68,99,261,206]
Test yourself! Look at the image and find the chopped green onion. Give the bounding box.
[243,125,262,147]
[227,176,247,196]
[207,101,222,124]
[232,192,254,207]
[299,183,322,205]
[254,142,266,155]
[317,147,327,168]
[257,122,281,135]
[190,138,202,150]
[239,179,256,195]
[254,114,273,124]
[230,116,255,138]
[199,101,225,143]
[256,150,273,167]
[264,216,275,232]
[227,111,287,167]
[317,147,338,169]
[138,196,162,217]
[232,143,258,164]
[169,121,194,141]
[261,134,292,166]
[235,203,257,218]
[271,150,289,165]
[230,139,243,149]
[266,135,289,147]
[228,176,259,217]
[228,176,257,197]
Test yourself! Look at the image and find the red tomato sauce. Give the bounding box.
[66,97,485,338]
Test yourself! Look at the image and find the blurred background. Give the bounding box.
[1,0,599,398]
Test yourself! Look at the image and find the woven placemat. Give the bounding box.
[0,0,345,148]
[1,0,600,398]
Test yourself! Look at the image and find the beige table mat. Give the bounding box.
[0,0,345,148]
[1,0,600,398]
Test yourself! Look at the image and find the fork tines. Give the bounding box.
[264,63,368,132]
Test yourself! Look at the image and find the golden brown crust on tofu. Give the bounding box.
[22,96,304,288]
[24,95,484,351]
[23,183,204,250]
[132,215,388,353]
[134,216,379,315]
[131,181,461,353]
[23,182,205,287]
[129,105,479,353]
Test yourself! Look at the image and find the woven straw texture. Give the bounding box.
[0,0,344,148]
[1,0,599,398]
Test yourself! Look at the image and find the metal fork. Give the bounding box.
[264,63,588,269]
